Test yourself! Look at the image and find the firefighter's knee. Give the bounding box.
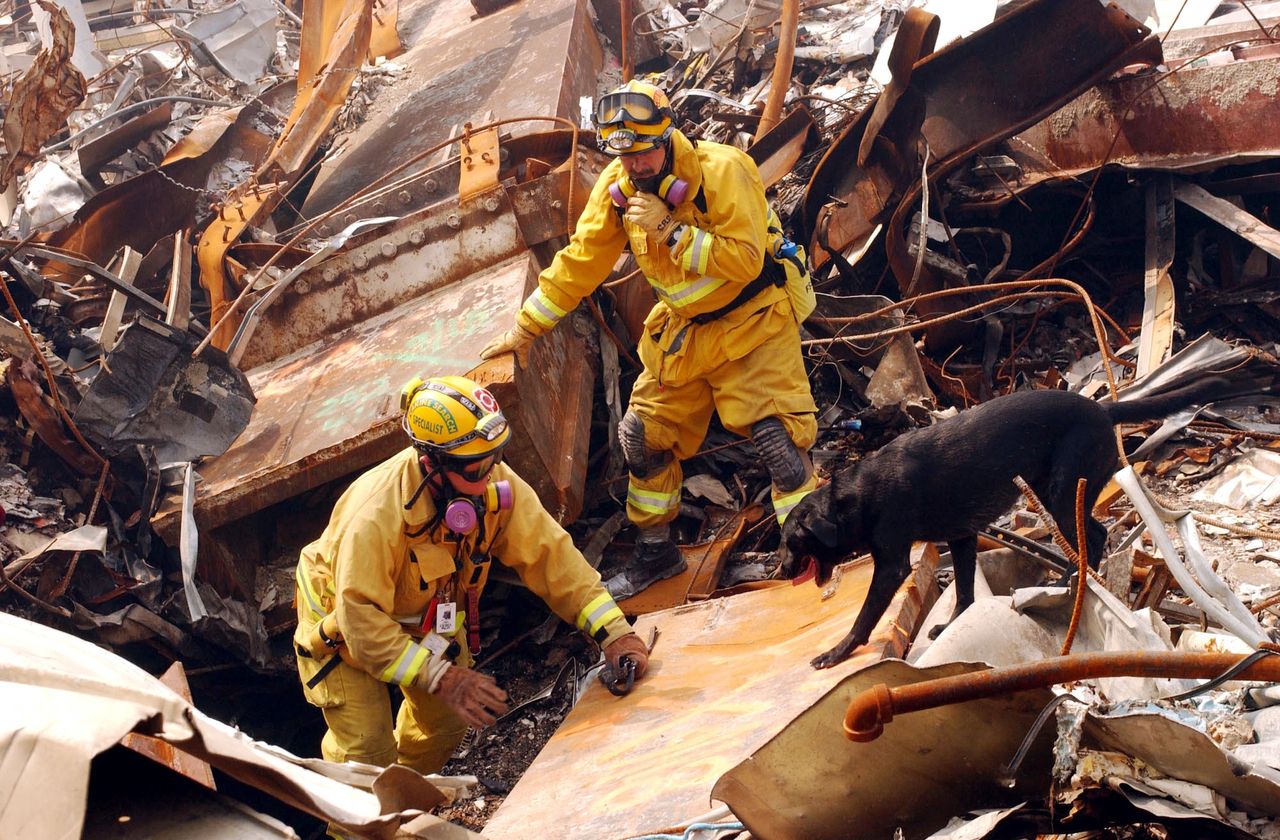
[620,411,673,479]
[752,416,809,492]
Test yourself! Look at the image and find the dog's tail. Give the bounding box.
[1102,375,1239,424]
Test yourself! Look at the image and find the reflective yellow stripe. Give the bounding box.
[522,288,568,330]
[772,485,816,524]
[680,227,712,275]
[380,639,432,686]
[577,592,624,640]
[651,273,727,308]
[295,564,326,620]
[627,485,680,516]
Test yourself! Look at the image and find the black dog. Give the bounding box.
[780,377,1235,669]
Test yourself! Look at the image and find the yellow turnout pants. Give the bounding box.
[627,295,818,528]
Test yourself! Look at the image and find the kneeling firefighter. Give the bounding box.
[480,79,821,601]
[294,375,647,772]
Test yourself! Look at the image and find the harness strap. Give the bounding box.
[689,257,785,325]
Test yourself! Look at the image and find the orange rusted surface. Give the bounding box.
[368,0,402,62]
[121,662,216,789]
[485,544,939,840]
[199,0,373,348]
[153,251,595,540]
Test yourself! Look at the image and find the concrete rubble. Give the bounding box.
[3,0,1280,836]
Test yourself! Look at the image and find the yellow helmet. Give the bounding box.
[400,375,511,462]
[594,79,675,156]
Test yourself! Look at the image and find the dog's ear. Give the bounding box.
[809,516,839,549]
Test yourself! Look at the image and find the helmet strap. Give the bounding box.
[404,453,446,511]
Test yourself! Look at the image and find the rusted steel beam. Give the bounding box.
[121,661,216,790]
[747,105,818,189]
[151,251,595,544]
[299,0,605,219]
[989,53,1280,197]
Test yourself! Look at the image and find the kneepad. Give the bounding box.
[620,412,672,479]
[752,416,808,492]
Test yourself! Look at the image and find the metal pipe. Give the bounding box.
[754,0,798,141]
[43,96,228,153]
[844,650,1280,742]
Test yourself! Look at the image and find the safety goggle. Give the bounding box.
[594,91,663,127]
[446,451,502,482]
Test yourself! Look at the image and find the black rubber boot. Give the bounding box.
[604,539,686,601]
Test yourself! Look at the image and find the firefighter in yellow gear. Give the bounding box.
[480,79,819,600]
[294,375,646,774]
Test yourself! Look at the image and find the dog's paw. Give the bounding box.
[810,647,849,669]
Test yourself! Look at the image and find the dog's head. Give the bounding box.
[778,482,852,587]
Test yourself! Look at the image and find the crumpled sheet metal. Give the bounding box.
[0,0,86,193]
[484,545,937,840]
[72,315,256,464]
[713,658,1057,840]
[1078,708,1280,824]
[0,611,473,839]
[1193,448,1280,509]
[177,0,278,85]
[7,357,102,477]
[44,104,276,283]
[801,0,1154,270]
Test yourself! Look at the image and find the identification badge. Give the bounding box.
[423,632,449,657]
[435,601,457,634]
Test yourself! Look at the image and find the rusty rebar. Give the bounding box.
[1061,477,1089,656]
[803,278,1127,401]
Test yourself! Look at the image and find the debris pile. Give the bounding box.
[3,0,1280,836]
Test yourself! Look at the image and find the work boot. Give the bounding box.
[605,538,686,601]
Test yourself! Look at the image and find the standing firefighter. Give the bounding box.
[481,79,820,600]
[294,375,648,773]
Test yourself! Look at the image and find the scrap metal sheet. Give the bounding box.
[152,254,535,539]
[301,0,604,216]
[713,658,1058,840]
[485,545,939,840]
[0,0,86,192]
[0,611,467,839]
